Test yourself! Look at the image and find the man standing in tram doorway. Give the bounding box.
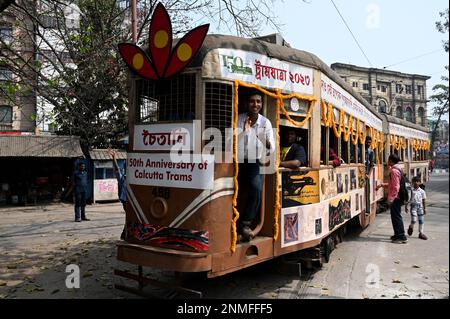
[364,136,375,214]
[237,90,275,242]
[73,162,90,222]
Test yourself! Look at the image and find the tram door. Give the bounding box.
[235,89,276,238]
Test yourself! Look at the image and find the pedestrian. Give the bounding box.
[406,176,428,240]
[237,90,275,242]
[73,162,90,222]
[429,159,434,173]
[108,148,126,210]
[108,148,127,240]
[376,153,407,243]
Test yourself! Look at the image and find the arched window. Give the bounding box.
[405,107,413,123]
[378,100,387,113]
[0,105,12,124]
[418,107,425,126]
[396,106,403,119]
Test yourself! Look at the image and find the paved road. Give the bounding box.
[284,173,449,299]
[0,174,448,299]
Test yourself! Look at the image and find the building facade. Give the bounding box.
[0,1,86,206]
[0,0,80,133]
[331,63,430,128]
[0,3,37,132]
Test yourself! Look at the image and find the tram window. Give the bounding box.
[139,97,158,123]
[350,141,356,163]
[329,128,338,156]
[137,73,196,123]
[279,126,309,167]
[320,126,327,165]
[340,138,349,164]
[328,127,341,165]
[204,82,233,151]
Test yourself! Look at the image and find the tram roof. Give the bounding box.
[189,34,382,119]
[381,113,430,133]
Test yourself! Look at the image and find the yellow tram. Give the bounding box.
[381,114,430,185]
[115,32,430,294]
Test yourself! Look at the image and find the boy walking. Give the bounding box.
[406,176,428,240]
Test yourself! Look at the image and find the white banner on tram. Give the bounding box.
[134,123,195,151]
[320,74,382,130]
[127,153,214,190]
[389,123,428,140]
[214,49,314,95]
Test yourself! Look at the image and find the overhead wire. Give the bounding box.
[330,0,373,67]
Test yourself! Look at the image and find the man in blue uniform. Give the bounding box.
[73,162,90,222]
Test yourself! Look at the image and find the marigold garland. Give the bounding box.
[358,121,367,144]
[231,81,240,253]
[273,90,282,241]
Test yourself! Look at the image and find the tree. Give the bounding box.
[430,8,449,154]
[0,0,15,13]
[436,8,449,52]
[0,0,282,153]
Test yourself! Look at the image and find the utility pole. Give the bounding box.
[131,0,137,43]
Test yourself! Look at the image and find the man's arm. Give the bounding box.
[280,159,301,169]
[366,151,375,178]
[422,190,427,215]
[264,120,275,154]
[108,148,120,172]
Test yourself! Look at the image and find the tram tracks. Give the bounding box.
[278,268,316,299]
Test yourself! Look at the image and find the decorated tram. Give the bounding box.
[113,4,430,296]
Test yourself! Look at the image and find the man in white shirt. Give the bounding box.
[236,91,275,242]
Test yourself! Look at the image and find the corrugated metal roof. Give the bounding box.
[0,135,84,158]
[89,149,127,160]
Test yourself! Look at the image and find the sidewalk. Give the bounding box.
[297,174,449,299]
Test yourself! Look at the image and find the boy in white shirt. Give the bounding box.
[406,176,428,240]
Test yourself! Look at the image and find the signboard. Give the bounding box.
[94,179,118,201]
[215,49,314,95]
[127,153,214,190]
[389,123,428,140]
[134,123,195,151]
[321,74,382,130]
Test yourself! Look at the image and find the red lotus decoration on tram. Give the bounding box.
[118,3,209,80]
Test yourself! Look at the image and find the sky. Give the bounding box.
[207,0,449,121]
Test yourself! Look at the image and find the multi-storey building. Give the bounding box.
[0,0,80,133]
[331,63,430,128]
[0,3,37,132]
[0,1,84,206]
